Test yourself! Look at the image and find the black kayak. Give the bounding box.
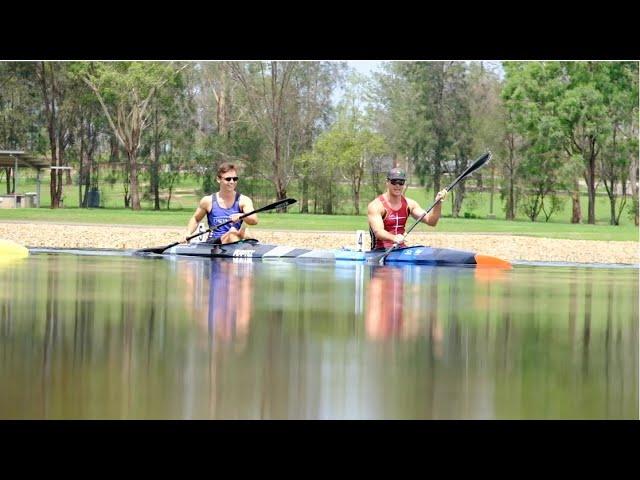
[154,239,512,268]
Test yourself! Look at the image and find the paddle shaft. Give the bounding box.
[137,198,297,254]
[186,197,296,242]
[376,151,492,264]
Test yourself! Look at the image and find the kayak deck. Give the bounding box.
[161,239,511,268]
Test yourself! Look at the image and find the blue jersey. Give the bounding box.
[207,192,242,239]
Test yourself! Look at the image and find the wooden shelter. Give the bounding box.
[0,150,51,208]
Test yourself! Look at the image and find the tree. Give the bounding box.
[230,61,300,201]
[36,62,77,209]
[73,61,187,210]
[468,62,507,216]
[500,109,525,220]
[376,61,474,217]
[502,62,587,223]
[0,62,47,194]
[291,62,345,212]
[597,62,638,225]
[313,107,387,215]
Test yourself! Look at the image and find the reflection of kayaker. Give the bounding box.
[207,261,254,347]
[176,259,255,348]
[365,267,405,340]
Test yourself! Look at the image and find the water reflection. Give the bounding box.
[176,259,255,349]
[0,254,637,419]
[364,266,445,359]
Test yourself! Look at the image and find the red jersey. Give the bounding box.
[370,194,410,249]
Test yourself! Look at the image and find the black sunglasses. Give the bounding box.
[388,179,405,186]
[222,176,239,182]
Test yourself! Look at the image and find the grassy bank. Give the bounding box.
[1,207,637,241]
[11,174,639,227]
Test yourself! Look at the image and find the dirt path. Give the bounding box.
[1,222,637,264]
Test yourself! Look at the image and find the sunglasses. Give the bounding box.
[222,176,239,182]
[388,179,405,186]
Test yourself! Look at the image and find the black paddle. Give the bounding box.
[136,197,297,254]
[373,151,492,265]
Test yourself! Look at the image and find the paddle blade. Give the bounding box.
[136,242,179,255]
[264,197,296,212]
[446,151,492,193]
[467,151,492,175]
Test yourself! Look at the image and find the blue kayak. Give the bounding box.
[161,239,511,268]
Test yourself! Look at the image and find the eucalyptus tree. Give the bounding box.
[229,61,297,201]
[502,62,579,222]
[371,62,426,193]
[141,69,195,210]
[229,61,343,203]
[630,118,639,226]
[290,61,345,213]
[64,75,107,208]
[467,62,507,215]
[557,61,618,224]
[596,61,638,225]
[73,61,189,210]
[502,61,632,225]
[375,61,474,217]
[312,107,387,215]
[501,110,526,220]
[36,62,80,208]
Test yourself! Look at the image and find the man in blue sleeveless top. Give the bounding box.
[186,162,258,244]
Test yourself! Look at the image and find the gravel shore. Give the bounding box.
[1,222,638,265]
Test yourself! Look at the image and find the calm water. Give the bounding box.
[0,252,637,419]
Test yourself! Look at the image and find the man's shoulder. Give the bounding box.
[367,196,384,211]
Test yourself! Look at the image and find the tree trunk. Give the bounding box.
[127,149,141,210]
[152,103,160,210]
[632,158,639,226]
[571,179,581,223]
[585,148,597,224]
[38,62,62,209]
[433,142,442,194]
[453,183,465,217]
[301,177,309,213]
[353,181,360,216]
[217,78,227,137]
[488,164,495,217]
[273,135,287,201]
[79,121,85,207]
[609,196,618,225]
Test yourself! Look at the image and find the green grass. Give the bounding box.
[1,207,637,241]
[3,175,638,242]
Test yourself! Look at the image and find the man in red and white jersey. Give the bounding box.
[367,167,448,250]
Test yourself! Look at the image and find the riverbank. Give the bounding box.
[1,222,638,264]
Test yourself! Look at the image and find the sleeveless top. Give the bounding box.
[369,194,410,249]
[207,192,242,240]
